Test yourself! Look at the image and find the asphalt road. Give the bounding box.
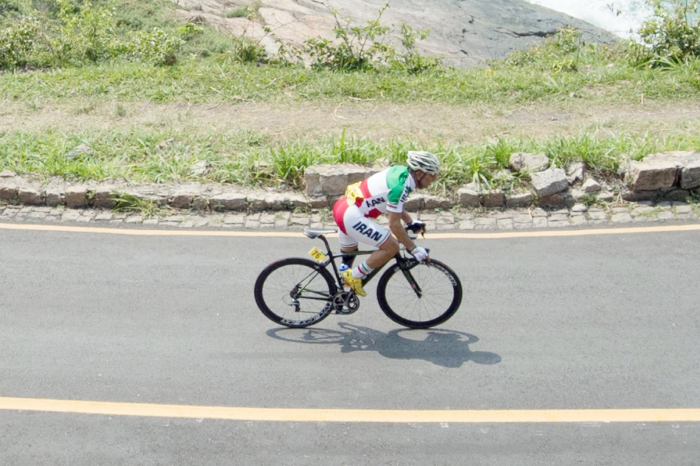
[1,226,699,465]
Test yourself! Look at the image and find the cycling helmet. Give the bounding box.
[406,151,440,175]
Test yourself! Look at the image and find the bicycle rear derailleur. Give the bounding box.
[333,291,360,315]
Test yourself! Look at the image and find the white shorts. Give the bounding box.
[333,200,391,249]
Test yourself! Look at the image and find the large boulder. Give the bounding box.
[305,163,382,197]
[173,0,616,68]
[627,151,700,191]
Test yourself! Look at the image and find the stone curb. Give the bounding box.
[2,201,698,232]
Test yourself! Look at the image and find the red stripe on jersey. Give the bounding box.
[359,179,371,198]
[332,197,350,234]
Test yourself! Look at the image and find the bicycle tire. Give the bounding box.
[254,258,337,328]
[376,259,462,329]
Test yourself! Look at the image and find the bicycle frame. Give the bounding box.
[309,233,424,298]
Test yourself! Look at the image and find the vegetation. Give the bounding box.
[2,127,699,196]
[1,0,700,199]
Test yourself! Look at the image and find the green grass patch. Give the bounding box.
[2,56,700,106]
[2,128,699,194]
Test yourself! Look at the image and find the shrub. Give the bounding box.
[0,17,41,68]
[0,0,188,69]
[636,0,700,66]
[504,26,585,71]
[304,2,440,73]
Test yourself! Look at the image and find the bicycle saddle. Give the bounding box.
[303,228,337,239]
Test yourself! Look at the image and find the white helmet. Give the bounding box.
[406,151,440,175]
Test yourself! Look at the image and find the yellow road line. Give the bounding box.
[2,397,700,423]
[0,221,699,239]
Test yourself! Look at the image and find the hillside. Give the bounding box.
[173,0,617,67]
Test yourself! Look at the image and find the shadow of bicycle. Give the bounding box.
[267,322,501,368]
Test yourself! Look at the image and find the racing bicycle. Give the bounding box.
[254,227,463,329]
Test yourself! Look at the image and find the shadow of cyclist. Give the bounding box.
[267,323,501,368]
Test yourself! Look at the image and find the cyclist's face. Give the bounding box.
[416,171,437,189]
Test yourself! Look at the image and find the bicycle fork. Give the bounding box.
[397,255,424,299]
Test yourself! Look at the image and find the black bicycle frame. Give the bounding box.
[312,234,424,298]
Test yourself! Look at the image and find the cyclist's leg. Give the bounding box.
[333,197,360,269]
[336,205,397,295]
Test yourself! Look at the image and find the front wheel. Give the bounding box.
[377,259,462,329]
[254,258,337,328]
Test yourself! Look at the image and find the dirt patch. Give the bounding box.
[2,100,700,141]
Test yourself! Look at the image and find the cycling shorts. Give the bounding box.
[333,197,391,249]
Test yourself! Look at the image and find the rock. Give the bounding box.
[190,160,209,176]
[65,185,88,207]
[597,191,615,202]
[570,188,586,201]
[65,144,94,159]
[539,191,574,208]
[581,178,601,193]
[45,179,66,206]
[566,162,585,184]
[404,194,422,211]
[18,184,43,205]
[156,138,176,150]
[93,185,120,208]
[628,151,700,190]
[572,203,588,213]
[681,158,700,189]
[627,160,678,191]
[169,185,200,209]
[423,195,452,210]
[506,191,533,208]
[531,168,568,197]
[210,192,247,211]
[0,179,18,200]
[482,190,505,208]
[247,193,270,211]
[458,184,480,207]
[661,189,690,202]
[0,170,16,177]
[308,195,331,209]
[192,197,209,210]
[509,152,550,173]
[174,0,616,68]
[305,163,381,197]
[621,190,656,202]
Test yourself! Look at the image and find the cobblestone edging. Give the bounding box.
[1,201,698,231]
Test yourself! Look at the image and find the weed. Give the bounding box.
[225,7,249,18]
[115,103,127,117]
[111,191,167,218]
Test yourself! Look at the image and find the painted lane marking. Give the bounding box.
[1,397,700,423]
[0,221,699,239]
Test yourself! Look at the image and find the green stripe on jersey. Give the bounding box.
[386,165,410,205]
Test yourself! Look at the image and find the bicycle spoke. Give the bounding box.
[378,260,462,328]
[255,259,335,328]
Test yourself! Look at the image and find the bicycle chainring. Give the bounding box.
[333,292,361,315]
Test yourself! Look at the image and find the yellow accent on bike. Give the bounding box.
[342,270,367,297]
[345,181,364,206]
[308,247,327,262]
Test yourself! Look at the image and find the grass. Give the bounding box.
[2,127,699,194]
[2,56,700,107]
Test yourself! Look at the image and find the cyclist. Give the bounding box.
[332,151,440,297]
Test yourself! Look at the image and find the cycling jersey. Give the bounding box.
[333,166,416,247]
[346,166,416,218]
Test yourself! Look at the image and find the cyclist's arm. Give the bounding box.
[388,211,416,251]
